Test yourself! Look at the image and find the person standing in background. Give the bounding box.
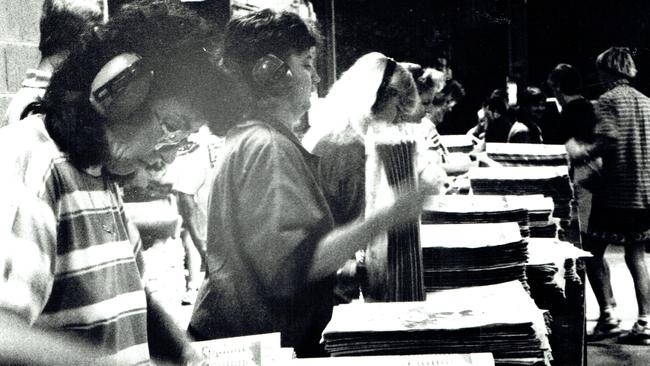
[2,0,103,127]
[547,63,598,145]
[572,47,650,345]
[467,94,512,144]
[508,86,546,143]
[166,126,222,305]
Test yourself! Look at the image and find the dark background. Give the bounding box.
[310,0,650,137]
[110,0,650,138]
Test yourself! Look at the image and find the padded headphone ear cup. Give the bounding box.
[251,54,293,96]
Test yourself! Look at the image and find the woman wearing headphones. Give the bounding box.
[0,1,220,364]
[189,10,424,357]
[303,52,426,226]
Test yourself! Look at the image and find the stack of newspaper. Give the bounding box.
[422,195,530,237]
[420,222,528,290]
[486,143,568,167]
[525,238,591,311]
[322,281,551,366]
[469,166,573,220]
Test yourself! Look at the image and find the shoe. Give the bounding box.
[181,288,198,306]
[617,321,650,345]
[586,316,623,341]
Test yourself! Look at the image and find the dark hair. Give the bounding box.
[221,8,321,91]
[518,86,545,107]
[39,0,103,58]
[371,57,397,115]
[441,79,465,101]
[548,63,582,95]
[38,0,215,169]
[483,95,507,115]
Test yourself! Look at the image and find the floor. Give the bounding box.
[146,236,650,365]
[585,245,650,366]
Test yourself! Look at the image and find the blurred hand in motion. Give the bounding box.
[382,187,427,228]
[565,137,590,163]
[419,160,450,195]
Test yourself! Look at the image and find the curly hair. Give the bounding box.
[39,0,104,58]
[35,0,218,169]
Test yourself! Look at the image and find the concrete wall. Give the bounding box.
[0,0,43,118]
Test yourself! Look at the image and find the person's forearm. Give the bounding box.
[177,193,207,260]
[145,286,197,364]
[308,212,389,283]
[308,188,424,282]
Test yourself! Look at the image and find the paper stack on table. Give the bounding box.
[468,166,573,220]
[322,281,551,366]
[420,222,527,290]
[486,143,568,167]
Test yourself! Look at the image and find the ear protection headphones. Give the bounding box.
[371,57,397,114]
[89,52,154,121]
[250,54,294,96]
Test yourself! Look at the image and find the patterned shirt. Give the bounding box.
[0,116,150,364]
[593,81,650,209]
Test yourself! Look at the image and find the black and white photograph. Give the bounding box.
[1,1,650,365]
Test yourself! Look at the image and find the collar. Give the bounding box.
[241,117,321,167]
[605,78,630,91]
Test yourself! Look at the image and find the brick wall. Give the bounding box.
[0,0,42,118]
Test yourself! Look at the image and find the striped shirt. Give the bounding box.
[420,117,448,163]
[593,81,650,209]
[0,116,150,364]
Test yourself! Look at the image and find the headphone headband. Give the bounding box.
[377,58,397,96]
[90,53,154,120]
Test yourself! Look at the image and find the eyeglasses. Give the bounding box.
[151,107,196,153]
[154,124,191,152]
